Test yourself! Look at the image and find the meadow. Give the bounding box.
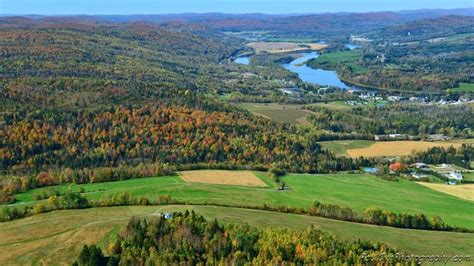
[451,83,474,93]
[318,140,375,156]
[237,103,314,124]
[247,41,327,54]
[309,49,368,73]
[346,141,464,158]
[1,205,473,265]
[179,170,267,186]
[417,182,474,201]
[9,171,474,228]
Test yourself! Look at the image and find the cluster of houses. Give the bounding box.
[373,134,449,141]
[345,92,474,107]
[367,162,466,185]
[410,162,464,185]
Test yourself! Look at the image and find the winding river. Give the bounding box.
[233,48,360,89]
[281,52,351,89]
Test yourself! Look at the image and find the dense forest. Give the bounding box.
[1,103,358,175]
[74,212,402,265]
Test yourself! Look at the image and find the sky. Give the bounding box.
[1,0,472,15]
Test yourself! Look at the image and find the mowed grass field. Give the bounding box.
[417,183,474,201]
[1,205,473,265]
[451,83,474,93]
[179,170,267,187]
[311,50,367,73]
[318,140,375,156]
[346,141,464,158]
[237,103,313,124]
[247,41,327,53]
[10,172,474,228]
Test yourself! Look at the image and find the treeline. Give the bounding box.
[0,162,268,203]
[306,103,473,137]
[74,212,402,265]
[410,144,473,170]
[0,190,174,222]
[308,201,466,232]
[3,190,470,233]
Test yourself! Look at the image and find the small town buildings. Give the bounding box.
[448,180,457,185]
[374,134,416,141]
[389,162,407,173]
[426,134,449,141]
[412,173,428,179]
[447,172,463,180]
[411,162,428,169]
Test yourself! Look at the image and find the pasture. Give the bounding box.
[0,205,472,265]
[318,139,374,156]
[237,102,313,124]
[346,141,463,158]
[247,41,327,54]
[179,170,267,187]
[310,49,367,73]
[417,183,474,201]
[9,172,474,228]
[451,83,474,93]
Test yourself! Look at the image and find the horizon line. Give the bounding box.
[1,7,473,17]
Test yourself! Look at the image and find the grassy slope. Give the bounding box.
[11,173,474,228]
[451,83,474,93]
[0,205,472,265]
[318,140,375,156]
[311,50,368,73]
[237,103,313,124]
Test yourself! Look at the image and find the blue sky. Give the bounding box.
[1,0,472,15]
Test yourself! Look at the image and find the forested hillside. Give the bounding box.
[0,17,236,109]
[75,212,401,265]
[0,17,359,179]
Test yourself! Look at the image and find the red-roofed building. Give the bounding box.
[390,162,408,173]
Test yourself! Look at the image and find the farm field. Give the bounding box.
[346,140,464,158]
[308,101,354,110]
[237,102,313,124]
[318,140,375,156]
[417,183,474,201]
[179,170,267,187]
[309,49,368,73]
[0,205,473,265]
[9,172,474,228]
[462,172,474,182]
[451,83,474,93]
[247,41,327,53]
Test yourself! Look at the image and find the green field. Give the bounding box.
[10,172,474,228]
[237,103,313,124]
[308,101,353,110]
[462,172,474,182]
[451,83,474,93]
[318,140,375,156]
[310,50,368,73]
[1,205,472,265]
[266,37,316,43]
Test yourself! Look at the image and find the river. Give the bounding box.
[233,50,357,89]
[281,52,351,89]
[233,56,250,65]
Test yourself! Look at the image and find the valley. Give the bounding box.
[0,6,473,265]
